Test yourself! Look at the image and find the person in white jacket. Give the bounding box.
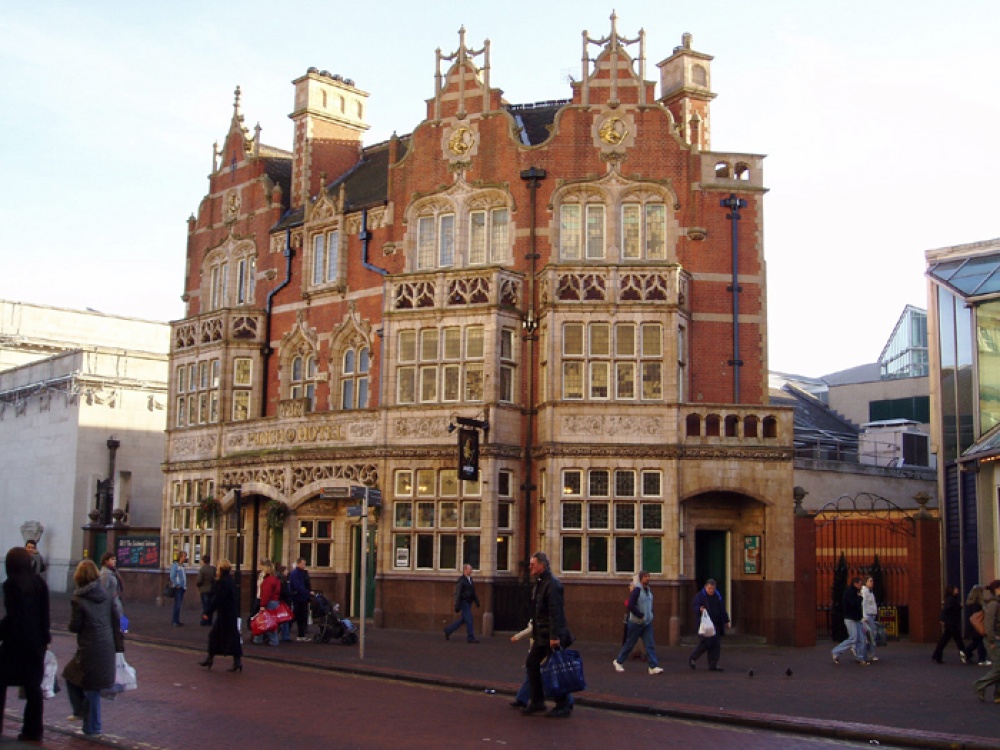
[861,576,879,663]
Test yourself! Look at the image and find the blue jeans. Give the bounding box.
[67,681,102,735]
[171,587,185,625]
[444,601,475,640]
[616,620,658,668]
[200,592,214,625]
[832,619,864,660]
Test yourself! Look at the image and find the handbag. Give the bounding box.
[698,610,716,638]
[540,647,587,698]
[250,608,279,636]
[970,610,986,636]
[162,584,175,599]
[274,602,294,624]
[41,650,58,699]
[874,622,888,647]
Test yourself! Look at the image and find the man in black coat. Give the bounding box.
[522,551,573,719]
[444,563,480,642]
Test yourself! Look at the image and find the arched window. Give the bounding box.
[685,413,701,437]
[290,354,317,411]
[341,346,370,409]
[724,414,739,438]
[705,414,721,437]
[762,416,778,439]
[744,415,759,438]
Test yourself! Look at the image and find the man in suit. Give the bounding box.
[444,563,480,643]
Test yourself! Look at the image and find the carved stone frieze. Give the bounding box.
[447,276,490,305]
[394,416,447,438]
[290,463,379,492]
[394,281,436,310]
[561,415,661,438]
[222,467,286,493]
[171,433,219,459]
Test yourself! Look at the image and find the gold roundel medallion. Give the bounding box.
[598,116,628,146]
[448,127,473,155]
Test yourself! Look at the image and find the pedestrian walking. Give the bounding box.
[974,580,1000,703]
[962,585,990,666]
[612,570,663,674]
[689,578,730,671]
[99,552,124,623]
[932,584,965,663]
[861,576,879,663]
[521,551,573,719]
[199,560,243,673]
[24,540,46,578]
[169,551,188,626]
[508,620,575,712]
[444,563,480,643]
[0,546,51,742]
[289,558,312,642]
[63,559,116,738]
[195,554,216,627]
[832,577,866,665]
[253,561,281,646]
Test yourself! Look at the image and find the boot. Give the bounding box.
[227,656,243,673]
[198,656,213,669]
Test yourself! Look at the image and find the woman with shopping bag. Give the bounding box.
[252,561,281,647]
[0,546,51,742]
[688,579,730,672]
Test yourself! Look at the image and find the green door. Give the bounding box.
[695,530,728,591]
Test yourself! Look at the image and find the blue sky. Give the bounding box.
[2,1,997,376]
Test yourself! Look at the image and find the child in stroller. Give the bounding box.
[310,591,358,644]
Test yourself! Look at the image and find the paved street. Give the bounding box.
[0,593,997,749]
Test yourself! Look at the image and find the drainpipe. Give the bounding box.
[261,227,293,417]
[720,194,746,404]
[360,208,387,276]
[519,167,545,579]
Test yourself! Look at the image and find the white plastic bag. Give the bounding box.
[41,650,58,699]
[113,652,137,692]
[698,610,716,638]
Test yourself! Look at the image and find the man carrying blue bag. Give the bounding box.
[522,551,580,719]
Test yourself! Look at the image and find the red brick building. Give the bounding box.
[164,16,796,643]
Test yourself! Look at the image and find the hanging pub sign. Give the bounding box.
[458,428,479,481]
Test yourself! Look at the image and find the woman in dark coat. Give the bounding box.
[200,559,243,672]
[932,583,965,663]
[0,546,51,742]
[63,559,117,737]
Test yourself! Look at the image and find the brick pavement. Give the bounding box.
[22,592,1000,749]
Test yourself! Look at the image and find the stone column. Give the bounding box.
[792,486,817,647]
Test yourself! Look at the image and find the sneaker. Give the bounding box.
[296,636,311,642]
[870,656,879,662]
[960,652,967,664]
[688,658,697,670]
[831,654,840,665]
[648,666,664,675]
[612,660,624,673]
[67,715,82,722]
[979,661,993,667]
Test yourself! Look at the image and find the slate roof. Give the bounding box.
[771,383,859,455]
[506,100,568,146]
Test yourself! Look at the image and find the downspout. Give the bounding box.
[360,208,388,276]
[721,194,746,404]
[261,227,293,418]
[519,167,546,579]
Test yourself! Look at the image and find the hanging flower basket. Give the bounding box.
[266,500,289,529]
[196,496,222,525]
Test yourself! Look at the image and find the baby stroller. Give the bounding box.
[310,592,358,645]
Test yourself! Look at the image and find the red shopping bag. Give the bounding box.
[275,602,293,623]
[250,609,278,636]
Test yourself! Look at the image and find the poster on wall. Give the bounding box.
[116,536,160,568]
[743,535,761,574]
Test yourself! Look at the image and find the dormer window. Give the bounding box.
[312,230,340,286]
[417,213,455,269]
